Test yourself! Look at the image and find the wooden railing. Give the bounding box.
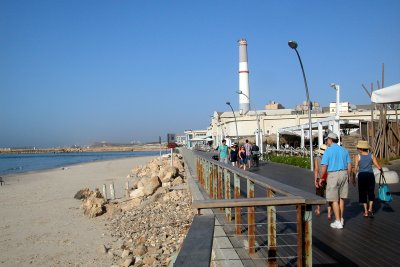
[179,148,325,267]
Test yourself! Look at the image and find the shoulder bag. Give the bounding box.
[378,173,392,202]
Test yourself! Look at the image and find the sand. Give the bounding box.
[0,156,156,267]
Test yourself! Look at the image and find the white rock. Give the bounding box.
[129,188,145,199]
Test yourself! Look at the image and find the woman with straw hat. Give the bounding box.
[353,140,383,218]
[314,144,332,218]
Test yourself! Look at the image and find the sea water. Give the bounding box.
[0,151,164,175]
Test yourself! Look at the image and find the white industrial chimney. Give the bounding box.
[238,38,250,115]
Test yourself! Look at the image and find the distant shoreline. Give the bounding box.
[0,144,170,154]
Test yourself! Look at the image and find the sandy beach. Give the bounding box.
[0,156,156,267]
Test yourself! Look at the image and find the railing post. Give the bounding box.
[213,164,218,199]
[234,173,241,235]
[205,161,209,194]
[247,179,255,255]
[218,166,223,201]
[224,169,231,221]
[297,204,312,267]
[304,205,312,266]
[267,188,277,266]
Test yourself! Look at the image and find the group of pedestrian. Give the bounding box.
[217,139,260,171]
[314,132,383,230]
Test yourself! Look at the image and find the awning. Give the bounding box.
[371,83,400,104]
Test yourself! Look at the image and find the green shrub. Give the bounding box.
[265,154,311,169]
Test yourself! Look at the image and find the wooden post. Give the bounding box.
[218,166,223,200]
[234,173,241,235]
[296,204,312,266]
[225,169,232,222]
[102,184,107,200]
[267,188,277,266]
[125,181,129,198]
[247,179,255,255]
[110,183,115,200]
[296,205,304,267]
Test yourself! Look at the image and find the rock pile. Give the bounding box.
[77,153,195,266]
[106,187,194,266]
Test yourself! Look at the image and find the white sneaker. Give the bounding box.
[330,220,343,229]
[341,218,344,226]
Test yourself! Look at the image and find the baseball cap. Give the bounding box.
[324,133,338,140]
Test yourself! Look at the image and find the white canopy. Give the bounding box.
[371,83,400,104]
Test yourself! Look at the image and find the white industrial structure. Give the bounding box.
[208,105,400,152]
[238,39,250,115]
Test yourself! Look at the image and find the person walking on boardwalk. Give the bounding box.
[320,133,352,229]
[314,144,332,218]
[229,144,238,167]
[239,146,247,170]
[353,140,383,218]
[244,140,252,169]
[218,139,229,164]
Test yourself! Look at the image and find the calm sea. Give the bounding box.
[0,151,164,176]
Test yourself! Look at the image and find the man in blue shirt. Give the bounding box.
[321,133,352,229]
[218,139,229,164]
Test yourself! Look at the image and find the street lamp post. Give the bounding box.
[226,101,239,144]
[330,83,341,145]
[288,40,314,171]
[237,90,263,153]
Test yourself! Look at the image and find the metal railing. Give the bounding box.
[181,148,325,267]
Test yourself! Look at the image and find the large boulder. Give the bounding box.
[159,166,179,182]
[130,176,141,190]
[121,198,142,211]
[143,176,161,196]
[130,187,145,199]
[147,161,160,174]
[81,190,106,218]
[172,176,184,186]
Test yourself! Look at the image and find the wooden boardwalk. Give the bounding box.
[251,160,400,266]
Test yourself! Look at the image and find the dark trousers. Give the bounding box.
[358,172,375,203]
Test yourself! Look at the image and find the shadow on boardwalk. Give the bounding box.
[250,160,400,266]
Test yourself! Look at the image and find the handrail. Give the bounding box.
[194,149,325,205]
[193,196,306,211]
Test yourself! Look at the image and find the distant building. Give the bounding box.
[176,134,186,146]
[295,101,321,113]
[265,101,285,110]
[183,130,210,148]
[329,102,352,113]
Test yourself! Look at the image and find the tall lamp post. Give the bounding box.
[330,83,341,145]
[236,90,263,153]
[226,101,239,144]
[288,40,314,171]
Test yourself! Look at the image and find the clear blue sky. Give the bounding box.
[1,1,399,148]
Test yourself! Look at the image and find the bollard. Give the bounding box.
[110,183,115,200]
[125,181,129,198]
[102,184,107,200]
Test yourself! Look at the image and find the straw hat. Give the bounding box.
[356,140,369,149]
[318,144,328,155]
